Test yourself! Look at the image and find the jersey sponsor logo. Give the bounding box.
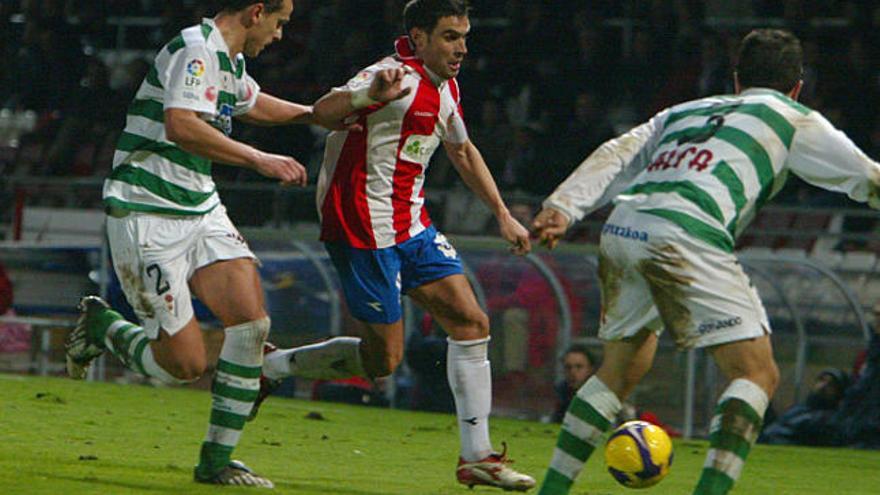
[400,133,439,165]
[205,86,217,102]
[647,146,714,173]
[698,316,743,334]
[185,59,205,87]
[602,223,649,242]
[413,111,435,118]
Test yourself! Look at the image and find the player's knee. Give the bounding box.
[169,355,207,381]
[452,309,489,340]
[366,354,399,378]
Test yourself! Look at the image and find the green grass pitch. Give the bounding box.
[1,374,878,494]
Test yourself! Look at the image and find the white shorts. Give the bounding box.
[597,205,770,349]
[106,204,256,338]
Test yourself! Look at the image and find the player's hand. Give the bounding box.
[252,151,308,187]
[498,211,531,256]
[369,68,412,103]
[532,208,571,250]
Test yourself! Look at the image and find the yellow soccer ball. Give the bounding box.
[604,420,673,489]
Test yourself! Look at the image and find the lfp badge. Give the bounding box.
[187,59,205,77]
[185,59,205,87]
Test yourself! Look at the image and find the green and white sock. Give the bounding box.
[104,319,183,384]
[694,378,768,495]
[539,376,621,495]
[195,318,269,479]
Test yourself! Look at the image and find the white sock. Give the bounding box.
[447,337,493,461]
[140,343,189,385]
[103,319,188,385]
[263,336,366,380]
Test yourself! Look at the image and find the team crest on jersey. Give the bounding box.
[400,134,439,165]
[212,104,234,136]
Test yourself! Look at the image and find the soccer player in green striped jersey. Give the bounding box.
[531,29,880,495]
[63,0,339,488]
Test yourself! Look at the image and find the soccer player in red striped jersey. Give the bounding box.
[260,0,535,490]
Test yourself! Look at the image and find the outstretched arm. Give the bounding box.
[313,67,412,128]
[788,112,880,208]
[236,93,314,126]
[444,139,531,255]
[533,113,666,249]
[165,108,307,186]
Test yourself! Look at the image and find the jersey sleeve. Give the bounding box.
[543,109,668,222]
[332,64,382,93]
[162,43,219,116]
[233,71,261,116]
[788,112,880,208]
[444,79,468,144]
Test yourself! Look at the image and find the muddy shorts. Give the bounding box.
[106,204,256,337]
[597,205,770,349]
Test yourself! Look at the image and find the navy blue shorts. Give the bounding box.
[325,226,464,324]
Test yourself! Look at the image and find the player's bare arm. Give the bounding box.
[165,108,307,186]
[531,208,572,250]
[237,92,359,131]
[236,93,314,126]
[444,139,531,255]
[312,68,412,127]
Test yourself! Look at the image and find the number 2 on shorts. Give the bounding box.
[145,263,171,295]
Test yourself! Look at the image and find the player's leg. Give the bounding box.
[626,216,776,495]
[539,220,661,495]
[693,335,778,495]
[263,240,407,382]
[66,213,206,383]
[189,257,273,487]
[408,273,490,453]
[67,295,206,383]
[185,207,278,486]
[539,329,658,495]
[408,273,535,491]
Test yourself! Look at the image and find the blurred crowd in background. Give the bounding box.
[2,0,880,215]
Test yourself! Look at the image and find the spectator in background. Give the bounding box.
[552,345,597,422]
[759,367,851,446]
[830,305,880,449]
[761,303,880,450]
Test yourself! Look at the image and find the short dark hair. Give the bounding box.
[563,344,597,366]
[736,29,803,93]
[216,0,286,14]
[403,0,470,34]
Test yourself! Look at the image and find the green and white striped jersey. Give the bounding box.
[103,18,260,216]
[544,88,880,252]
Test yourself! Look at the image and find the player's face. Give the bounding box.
[244,0,294,57]
[563,352,593,389]
[414,15,469,80]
